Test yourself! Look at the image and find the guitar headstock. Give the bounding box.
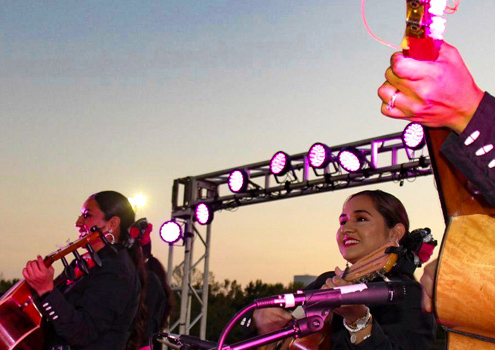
[342,242,399,283]
[402,0,447,61]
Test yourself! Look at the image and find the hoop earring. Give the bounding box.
[105,229,116,245]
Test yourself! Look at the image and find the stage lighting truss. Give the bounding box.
[169,131,432,219]
[159,220,183,245]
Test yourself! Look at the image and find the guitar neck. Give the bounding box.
[43,230,101,267]
[402,0,445,61]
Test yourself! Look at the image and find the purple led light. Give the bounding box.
[308,143,329,168]
[338,149,362,173]
[159,221,182,244]
[228,170,247,193]
[402,122,425,150]
[195,202,212,225]
[270,152,289,175]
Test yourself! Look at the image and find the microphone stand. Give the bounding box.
[225,315,326,350]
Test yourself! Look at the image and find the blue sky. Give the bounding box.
[1,1,493,286]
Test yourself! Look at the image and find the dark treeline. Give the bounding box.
[185,278,305,343]
[168,267,305,343]
[0,277,19,296]
[169,270,305,343]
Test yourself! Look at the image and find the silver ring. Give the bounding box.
[386,90,400,111]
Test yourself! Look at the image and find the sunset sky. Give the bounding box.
[2,1,494,287]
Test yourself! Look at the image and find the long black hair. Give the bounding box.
[144,248,175,328]
[91,190,148,350]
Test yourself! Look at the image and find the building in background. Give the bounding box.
[294,275,316,287]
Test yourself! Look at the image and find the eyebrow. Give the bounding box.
[339,209,372,219]
[354,209,372,215]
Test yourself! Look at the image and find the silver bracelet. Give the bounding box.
[342,307,372,333]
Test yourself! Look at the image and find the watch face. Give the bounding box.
[350,334,357,344]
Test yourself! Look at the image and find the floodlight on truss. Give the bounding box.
[159,220,183,244]
[270,151,291,176]
[337,147,366,173]
[402,122,426,150]
[195,202,214,225]
[228,169,249,193]
[308,142,333,169]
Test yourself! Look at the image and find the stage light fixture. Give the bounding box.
[402,122,426,150]
[308,142,332,169]
[195,202,214,225]
[338,147,365,173]
[228,169,249,193]
[159,220,182,244]
[270,151,291,176]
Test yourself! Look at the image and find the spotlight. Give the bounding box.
[228,169,249,193]
[195,202,214,225]
[308,143,332,169]
[270,151,291,176]
[159,220,182,244]
[338,147,365,173]
[402,122,426,150]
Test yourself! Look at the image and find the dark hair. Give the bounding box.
[91,191,135,245]
[91,190,148,350]
[347,190,410,242]
[146,253,175,328]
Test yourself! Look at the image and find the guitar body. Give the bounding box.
[435,215,495,349]
[0,280,43,350]
[424,129,495,348]
[261,318,332,350]
[0,228,104,350]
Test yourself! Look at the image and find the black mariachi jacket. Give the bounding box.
[305,272,435,350]
[38,245,141,350]
[441,92,495,206]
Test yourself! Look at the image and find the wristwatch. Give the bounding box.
[343,307,372,343]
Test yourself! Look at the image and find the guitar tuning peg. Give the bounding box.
[91,225,118,254]
[73,250,90,275]
[61,257,76,281]
[86,243,102,267]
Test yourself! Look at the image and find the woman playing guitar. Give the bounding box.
[21,191,148,350]
[253,190,436,349]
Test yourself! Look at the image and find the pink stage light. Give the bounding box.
[270,151,291,176]
[402,122,426,150]
[308,143,332,169]
[338,148,364,173]
[159,221,182,244]
[228,169,249,193]
[195,202,214,225]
